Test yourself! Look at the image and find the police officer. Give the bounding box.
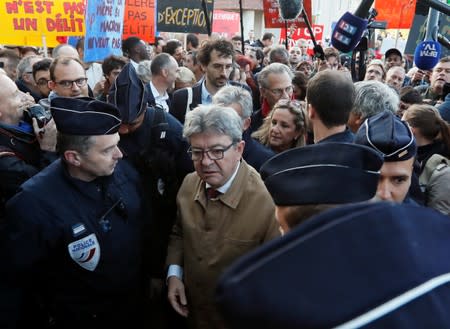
[1,97,150,328]
[260,142,384,234]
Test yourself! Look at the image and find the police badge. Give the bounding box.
[68,233,101,271]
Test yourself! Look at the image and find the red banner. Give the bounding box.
[212,10,240,39]
[123,0,155,43]
[263,0,312,28]
[374,0,415,29]
[280,24,324,51]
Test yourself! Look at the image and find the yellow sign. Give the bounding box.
[0,0,85,46]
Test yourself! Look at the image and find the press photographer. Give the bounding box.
[0,73,57,219]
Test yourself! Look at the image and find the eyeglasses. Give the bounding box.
[187,142,236,161]
[55,77,88,89]
[36,78,50,86]
[264,85,293,97]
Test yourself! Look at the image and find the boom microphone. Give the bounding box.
[278,0,303,20]
[331,0,374,53]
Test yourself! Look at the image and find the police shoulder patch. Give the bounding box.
[68,233,101,271]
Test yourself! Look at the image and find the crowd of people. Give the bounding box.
[0,29,449,328]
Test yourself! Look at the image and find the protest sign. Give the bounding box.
[122,0,155,43]
[84,0,125,62]
[157,0,214,34]
[279,24,324,51]
[212,10,240,39]
[0,0,85,46]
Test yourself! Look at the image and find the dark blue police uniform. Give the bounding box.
[217,202,450,329]
[0,97,150,328]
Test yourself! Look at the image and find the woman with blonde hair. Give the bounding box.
[252,99,308,153]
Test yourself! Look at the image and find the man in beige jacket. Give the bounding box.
[166,104,280,329]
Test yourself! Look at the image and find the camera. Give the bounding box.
[24,104,52,128]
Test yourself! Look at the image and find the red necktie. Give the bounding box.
[207,188,221,200]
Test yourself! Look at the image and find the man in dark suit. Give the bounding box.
[170,39,249,124]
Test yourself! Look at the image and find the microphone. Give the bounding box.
[414,6,442,70]
[331,0,374,53]
[414,41,441,70]
[278,0,303,20]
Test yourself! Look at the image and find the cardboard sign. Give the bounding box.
[0,0,85,46]
[263,0,312,29]
[123,0,155,43]
[157,0,214,34]
[84,0,125,62]
[279,24,324,51]
[212,10,240,39]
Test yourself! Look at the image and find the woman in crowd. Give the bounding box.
[252,99,308,153]
[402,104,450,215]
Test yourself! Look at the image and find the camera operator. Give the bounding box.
[0,73,57,219]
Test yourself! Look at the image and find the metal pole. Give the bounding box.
[239,0,245,54]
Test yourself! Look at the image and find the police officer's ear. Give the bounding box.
[307,103,317,120]
[64,150,82,166]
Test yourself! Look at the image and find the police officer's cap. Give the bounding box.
[50,97,121,135]
[216,202,450,329]
[354,110,416,161]
[108,63,147,123]
[260,142,383,205]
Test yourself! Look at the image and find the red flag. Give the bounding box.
[375,0,415,29]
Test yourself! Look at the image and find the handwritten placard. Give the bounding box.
[84,0,125,62]
[122,0,155,43]
[157,0,214,34]
[0,1,85,36]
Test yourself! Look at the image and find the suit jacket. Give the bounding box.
[242,130,275,172]
[169,81,252,124]
[166,160,280,329]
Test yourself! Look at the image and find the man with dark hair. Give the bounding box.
[1,97,151,328]
[163,39,184,66]
[48,57,89,98]
[148,53,179,111]
[98,55,127,102]
[306,70,355,143]
[170,39,249,124]
[32,58,53,98]
[185,50,203,82]
[121,36,150,69]
[0,49,21,80]
[231,35,243,54]
[153,36,166,55]
[186,33,199,52]
[252,32,275,50]
[415,56,450,105]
